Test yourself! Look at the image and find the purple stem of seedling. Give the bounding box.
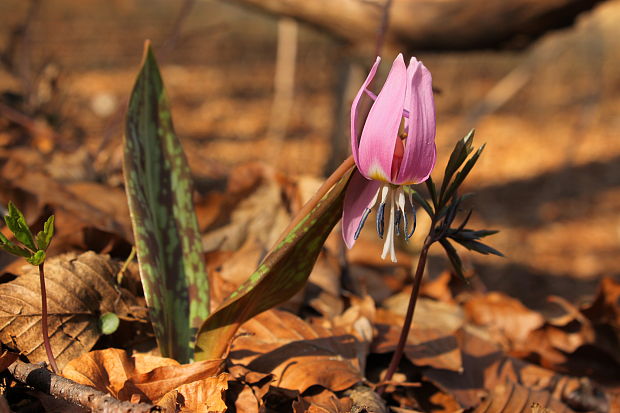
[378,233,433,394]
[39,263,59,374]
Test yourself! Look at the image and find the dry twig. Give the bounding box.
[8,360,160,413]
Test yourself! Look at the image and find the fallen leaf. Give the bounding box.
[228,365,273,413]
[292,388,352,413]
[157,373,229,413]
[464,292,545,346]
[229,308,363,393]
[62,348,224,403]
[373,308,462,372]
[0,158,132,256]
[0,252,140,368]
[472,381,575,413]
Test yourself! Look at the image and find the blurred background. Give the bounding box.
[1,0,619,308]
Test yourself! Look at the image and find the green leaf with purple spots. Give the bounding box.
[123,42,209,363]
[194,168,354,361]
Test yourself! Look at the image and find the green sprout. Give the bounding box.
[0,202,58,373]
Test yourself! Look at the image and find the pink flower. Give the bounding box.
[342,54,436,262]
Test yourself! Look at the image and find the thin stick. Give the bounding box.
[378,235,432,394]
[273,155,355,247]
[9,360,159,412]
[38,263,59,374]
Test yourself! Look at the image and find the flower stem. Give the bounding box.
[38,263,59,374]
[378,235,432,394]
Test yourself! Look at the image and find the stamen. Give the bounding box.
[394,210,402,236]
[375,185,390,239]
[354,208,371,241]
[376,203,385,239]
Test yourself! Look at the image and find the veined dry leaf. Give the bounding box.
[63,348,224,403]
[229,308,363,393]
[157,373,229,413]
[372,308,462,372]
[472,381,575,413]
[0,252,140,368]
[464,292,545,346]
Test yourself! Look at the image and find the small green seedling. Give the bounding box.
[0,202,58,373]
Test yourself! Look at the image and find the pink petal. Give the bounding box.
[342,170,381,249]
[395,57,436,185]
[351,57,381,167]
[357,54,407,183]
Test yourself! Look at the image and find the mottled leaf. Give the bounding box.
[194,168,353,361]
[123,42,209,362]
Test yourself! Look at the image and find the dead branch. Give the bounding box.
[227,0,604,50]
[8,360,160,413]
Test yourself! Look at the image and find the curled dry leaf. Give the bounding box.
[229,308,363,393]
[228,365,273,413]
[519,296,595,369]
[157,372,229,413]
[0,252,140,368]
[63,348,224,404]
[472,381,575,413]
[292,388,353,413]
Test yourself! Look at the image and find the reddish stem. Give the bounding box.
[38,263,59,374]
[378,235,432,394]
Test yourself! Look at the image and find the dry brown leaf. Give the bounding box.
[372,308,462,372]
[157,373,229,413]
[582,276,620,332]
[292,388,352,413]
[383,291,464,333]
[423,328,504,408]
[0,252,140,368]
[472,381,575,413]
[201,163,294,253]
[420,271,455,304]
[0,349,17,372]
[229,308,363,393]
[63,348,224,404]
[464,292,545,346]
[227,365,273,413]
[0,157,132,255]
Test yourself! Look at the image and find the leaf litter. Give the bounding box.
[1,142,619,412]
